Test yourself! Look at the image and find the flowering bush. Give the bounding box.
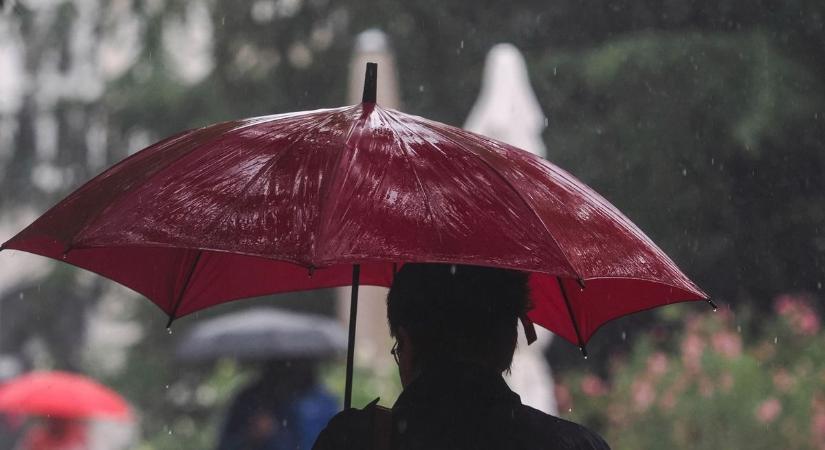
[557,294,825,450]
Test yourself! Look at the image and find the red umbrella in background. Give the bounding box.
[0,371,131,421]
[1,64,710,408]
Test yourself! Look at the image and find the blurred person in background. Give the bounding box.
[15,417,88,450]
[313,264,610,450]
[217,360,338,450]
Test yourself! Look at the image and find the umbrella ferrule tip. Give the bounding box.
[362,62,377,103]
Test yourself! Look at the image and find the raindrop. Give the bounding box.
[737,325,742,333]
[621,331,626,341]
[712,307,718,312]
[583,355,589,360]
[681,168,687,176]
[18,292,23,300]
[167,328,173,335]
[773,337,778,344]
[165,384,170,389]
[418,85,425,92]
[168,430,173,435]
[282,419,288,427]
[553,67,558,76]
[544,117,549,127]
[568,408,572,413]
[818,281,822,290]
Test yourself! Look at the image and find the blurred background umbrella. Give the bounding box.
[0,371,131,421]
[175,307,346,364]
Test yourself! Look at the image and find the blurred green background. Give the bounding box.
[0,0,823,448]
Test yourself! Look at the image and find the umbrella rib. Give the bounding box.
[71,111,336,249]
[166,250,202,327]
[429,125,584,278]
[315,106,371,261]
[380,110,443,244]
[62,129,201,247]
[557,276,588,357]
[204,111,343,251]
[68,118,280,246]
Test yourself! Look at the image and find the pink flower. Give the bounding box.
[632,380,656,412]
[681,333,704,371]
[711,331,742,359]
[774,294,821,336]
[554,383,572,413]
[755,398,782,424]
[580,374,608,397]
[647,352,669,377]
[811,413,825,447]
[800,312,821,336]
[775,295,797,315]
[772,369,795,392]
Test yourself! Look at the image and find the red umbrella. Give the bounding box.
[1,64,709,407]
[0,371,131,420]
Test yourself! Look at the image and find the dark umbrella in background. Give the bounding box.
[0,63,711,409]
[175,307,346,364]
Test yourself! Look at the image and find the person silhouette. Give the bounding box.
[313,263,610,450]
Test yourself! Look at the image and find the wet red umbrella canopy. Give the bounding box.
[2,64,709,408]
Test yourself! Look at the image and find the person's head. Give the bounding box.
[386,263,530,386]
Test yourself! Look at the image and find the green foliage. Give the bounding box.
[131,359,251,450]
[534,30,825,313]
[558,294,825,449]
[321,361,402,409]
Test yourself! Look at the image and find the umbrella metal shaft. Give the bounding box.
[344,264,360,409]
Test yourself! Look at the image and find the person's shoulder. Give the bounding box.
[311,400,378,450]
[516,405,612,450]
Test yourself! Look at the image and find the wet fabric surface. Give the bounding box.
[3,102,706,347]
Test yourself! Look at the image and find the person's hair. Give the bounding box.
[386,263,530,373]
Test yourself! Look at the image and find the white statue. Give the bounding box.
[465,43,557,415]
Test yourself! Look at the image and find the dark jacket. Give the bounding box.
[313,363,610,450]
